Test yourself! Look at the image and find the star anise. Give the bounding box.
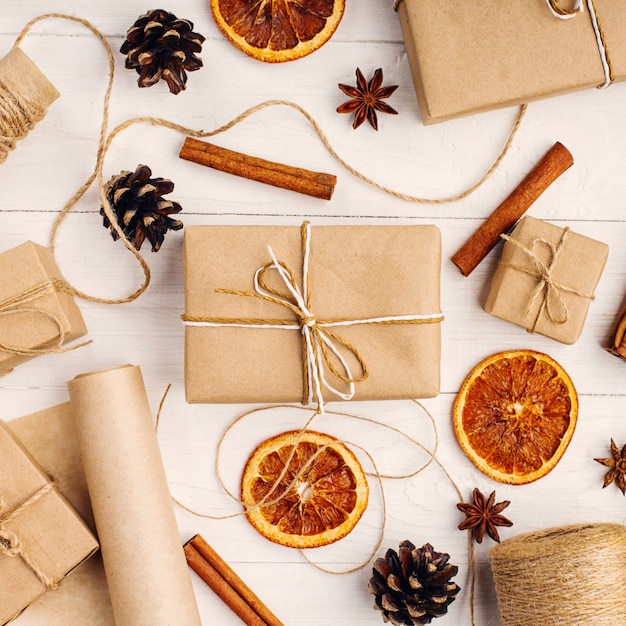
[457,488,513,544]
[595,439,626,495]
[337,68,398,130]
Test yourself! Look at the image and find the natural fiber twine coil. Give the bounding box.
[489,523,626,625]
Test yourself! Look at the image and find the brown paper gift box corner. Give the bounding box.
[183,224,442,403]
[396,0,626,124]
[0,241,87,374]
[0,419,99,625]
[484,216,609,345]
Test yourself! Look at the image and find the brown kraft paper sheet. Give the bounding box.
[8,403,114,626]
[396,0,626,124]
[67,364,202,626]
[183,224,442,404]
[0,418,98,626]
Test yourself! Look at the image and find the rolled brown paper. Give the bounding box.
[67,365,201,626]
[451,141,574,276]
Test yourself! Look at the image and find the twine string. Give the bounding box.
[155,390,476,623]
[499,229,594,332]
[181,222,444,411]
[0,483,59,589]
[0,279,91,361]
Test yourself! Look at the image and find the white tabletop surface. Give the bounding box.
[2,2,626,625]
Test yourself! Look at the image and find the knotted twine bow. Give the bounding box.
[0,279,91,372]
[499,229,595,332]
[0,482,59,589]
[182,222,443,412]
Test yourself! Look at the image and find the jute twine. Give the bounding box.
[155,393,478,624]
[489,522,626,626]
[499,229,595,332]
[0,483,60,589]
[0,278,91,370]
[9,14,526,305]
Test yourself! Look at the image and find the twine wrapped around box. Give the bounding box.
[395,0,626,123]
[484,216,608,344]
[0,278,89,363]
[498,229,595,332]
[182,222,443,405]
[0,483,60,591]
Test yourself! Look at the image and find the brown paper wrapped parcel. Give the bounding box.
[484,216,608,344]
[396,0,626,123]
[0,420,98,625]
[183,224,442,404]
[0,241,87,375]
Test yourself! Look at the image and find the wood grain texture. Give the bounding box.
[1,2,626,625]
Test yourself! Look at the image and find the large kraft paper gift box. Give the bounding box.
[0,419,99,625]
[0,241,87,375]
[183,224,442,403]
[484,216,608,344]
[396,0,626,124]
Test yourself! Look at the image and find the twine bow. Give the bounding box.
[500,229,594,332]
[182,222,443,412]
[545,0,612,87]
[0,483,59,589]
[0,279,91,368]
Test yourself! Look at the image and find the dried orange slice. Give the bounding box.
[453,350,578,485]
[241,430,369,548]
[209,0,346,63]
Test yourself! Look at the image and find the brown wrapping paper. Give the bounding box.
[67,365,202,626]
[8,403,114,626]
[396,0,626,124]
[0,420,98,625]
[484,216,609,344]
[183,224,442,404]
[0,241,87,375]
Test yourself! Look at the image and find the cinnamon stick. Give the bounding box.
[450,141,574,276]
[184,534,284,626]
[605,300,626,360]
[179,137,336,200]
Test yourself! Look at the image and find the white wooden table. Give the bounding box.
[2,2,626,625]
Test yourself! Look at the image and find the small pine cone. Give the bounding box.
[101,164,183,252]
[369,540,460,626]
[120,9,205,94]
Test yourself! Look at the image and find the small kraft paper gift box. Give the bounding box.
[183,223,442,404]
[395,0,626,124]
[0,241,87,375]
[484,216,608,344]
[0,419,99,625]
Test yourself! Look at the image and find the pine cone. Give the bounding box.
[369,540,460,626]
[120,9,205,94]
[101,164,183,252]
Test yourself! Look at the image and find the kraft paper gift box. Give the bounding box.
[0,420,99,625]
[183,224,442,403]
[0,241,87,375]
[484,216,608,344]
[396,0,626,124]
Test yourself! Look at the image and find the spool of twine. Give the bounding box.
[489,523,626,625]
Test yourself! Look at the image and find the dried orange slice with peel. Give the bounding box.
[209,0,346,63]
[454,350,578,485]
[241,429,369,548]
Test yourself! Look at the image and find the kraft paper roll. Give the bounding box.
[67,364,201,626]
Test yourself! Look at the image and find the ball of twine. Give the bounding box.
[489,523,626,625]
